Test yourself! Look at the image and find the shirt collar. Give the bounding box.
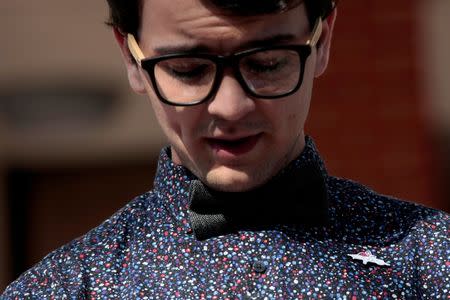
[153,136,328,235]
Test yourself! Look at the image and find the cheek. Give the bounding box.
[269,95,311,146]
[149,99,182,139]
[280,98,309,131]
[285,111,302,137]
[141,74,180,135]
[287,112,299,124]
[151,99,205,144]
[141,70,204,148]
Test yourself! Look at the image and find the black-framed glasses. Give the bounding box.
[128,18,322,106]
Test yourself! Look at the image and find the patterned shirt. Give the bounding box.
[2,138,449,299]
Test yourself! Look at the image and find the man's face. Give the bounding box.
[121,0,334,192]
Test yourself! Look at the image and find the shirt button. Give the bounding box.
[252,261,267,274]
[243,291,261,299]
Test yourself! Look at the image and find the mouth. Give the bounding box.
[205,133,262,158]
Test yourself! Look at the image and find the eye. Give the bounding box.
[156,58,214,83]
[168,64,209,79]
[243,57,289,74]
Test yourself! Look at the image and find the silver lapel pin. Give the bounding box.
[348,250,390,266]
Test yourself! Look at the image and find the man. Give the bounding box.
[2,0,449,298]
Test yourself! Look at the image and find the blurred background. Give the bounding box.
[0,0,449,291]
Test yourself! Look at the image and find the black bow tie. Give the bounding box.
[188,162,329,240]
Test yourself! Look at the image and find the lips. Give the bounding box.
[206,133,262,157]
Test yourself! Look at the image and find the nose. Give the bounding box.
[207,71,256,122]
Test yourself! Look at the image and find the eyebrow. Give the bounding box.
[153,34,297,55]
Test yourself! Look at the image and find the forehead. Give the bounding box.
[139,0,309,54]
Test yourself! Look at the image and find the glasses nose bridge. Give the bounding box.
[213,54,246,94]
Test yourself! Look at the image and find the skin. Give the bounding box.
[115,0,336,192]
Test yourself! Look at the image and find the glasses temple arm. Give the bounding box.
[127,34,145,66]
[307,18,323,47]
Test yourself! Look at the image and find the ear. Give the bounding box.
[113,28,146,94]
[314,8,337,78]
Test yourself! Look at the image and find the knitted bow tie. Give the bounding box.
[188,162,329,240]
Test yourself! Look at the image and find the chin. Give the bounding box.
[204,167,264,192]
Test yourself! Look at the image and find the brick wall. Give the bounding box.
[308,0,444,209]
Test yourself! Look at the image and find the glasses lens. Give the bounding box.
[154,57,216,104]
[239,49,301,97]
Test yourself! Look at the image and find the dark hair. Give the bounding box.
[105,0,337,37]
